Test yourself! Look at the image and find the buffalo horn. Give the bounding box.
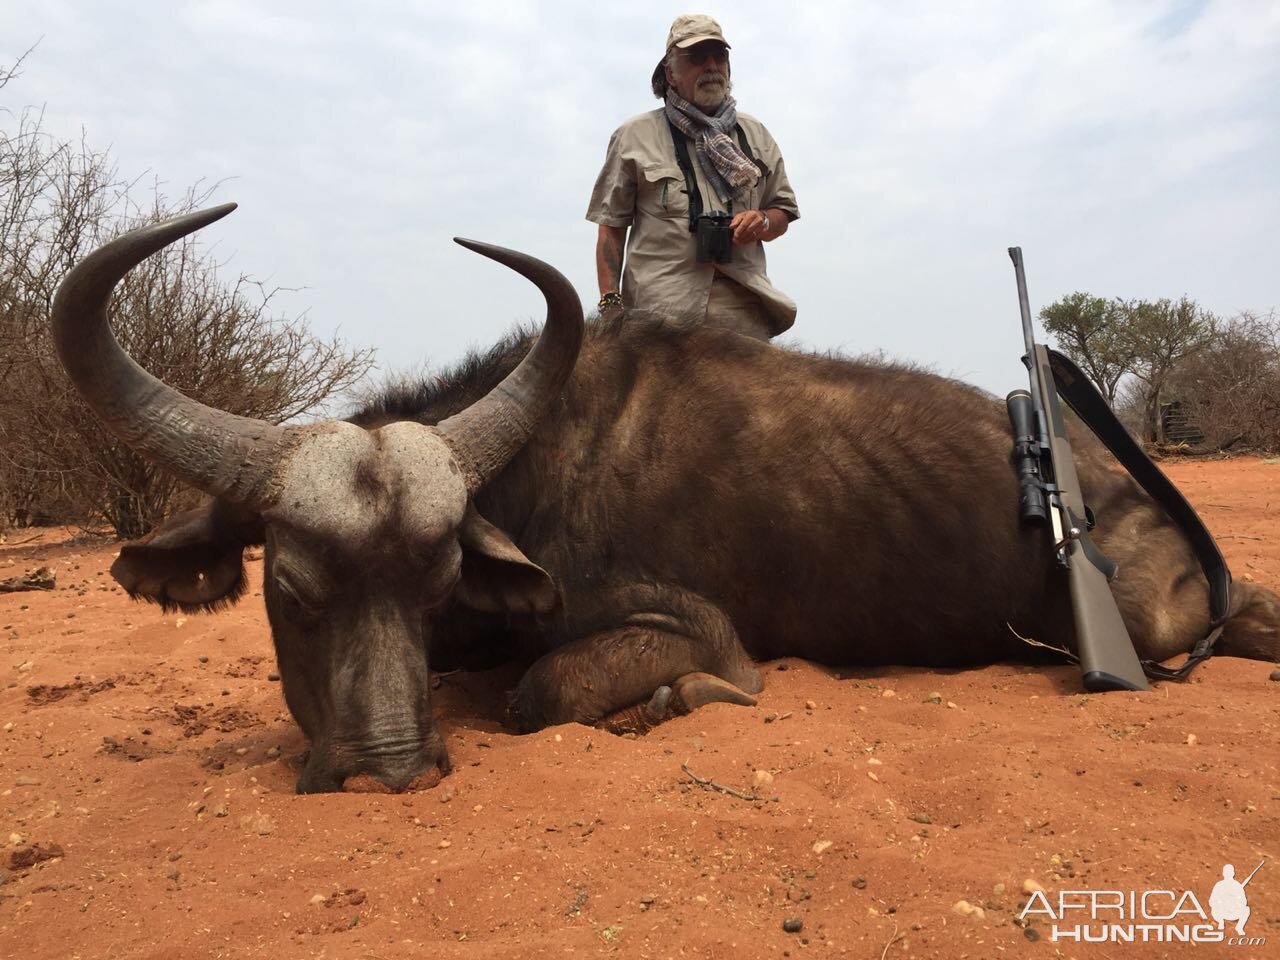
[51,204,293,511]
[437,239,584,492]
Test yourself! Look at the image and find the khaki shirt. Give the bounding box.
[586,109,800,335]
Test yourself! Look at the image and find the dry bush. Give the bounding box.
[1,59,373,537]
[1168,312,1280,453]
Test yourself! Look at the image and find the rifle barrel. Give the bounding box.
[1242,859,1265,886]
[1008,247,1036,356]
[1009,246,1050,440]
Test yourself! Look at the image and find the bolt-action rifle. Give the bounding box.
[1005,247,1150,692]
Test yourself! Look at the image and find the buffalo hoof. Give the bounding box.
[647,684,674,720]
[600,686,674,736]
[670,671,758,714]
[599,673,757,736]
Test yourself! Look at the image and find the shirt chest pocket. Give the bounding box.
[638,164,689,221]
[740,152,771,212]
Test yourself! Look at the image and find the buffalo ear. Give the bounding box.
[454,506,560,616]
[110,501,265,613]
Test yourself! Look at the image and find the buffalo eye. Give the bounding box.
[272,565,321,618]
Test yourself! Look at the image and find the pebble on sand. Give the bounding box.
[952,900,985,920]
[241,812,276,836]
[782,917,803,933]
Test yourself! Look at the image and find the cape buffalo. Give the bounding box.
[53,205,1280,794]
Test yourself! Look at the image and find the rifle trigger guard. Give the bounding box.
[1054,527,1082,553]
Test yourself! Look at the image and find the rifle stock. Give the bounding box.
[1008,251,1148,692]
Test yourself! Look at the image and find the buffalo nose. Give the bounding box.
[295,762,345,795]
[341,765,446,794]
[295,739,451,794]
[296,761,436,795]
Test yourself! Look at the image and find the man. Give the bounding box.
[587,14,800,340]
[1209,863,1258,937]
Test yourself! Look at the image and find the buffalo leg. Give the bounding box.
[508,584,762,732]
[1217,581,1280,662]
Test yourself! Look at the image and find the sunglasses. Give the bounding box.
[679,45,729,66]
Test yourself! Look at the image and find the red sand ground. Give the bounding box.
[0,458,1276,959]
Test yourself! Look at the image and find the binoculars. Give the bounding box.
[694,212,734,263]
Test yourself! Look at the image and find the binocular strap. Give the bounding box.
[666,120,757,230]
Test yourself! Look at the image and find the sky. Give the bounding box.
[3,0,1277,398]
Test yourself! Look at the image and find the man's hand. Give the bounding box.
[730,208,787,245]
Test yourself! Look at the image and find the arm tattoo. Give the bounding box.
[596,227,626,293]
[605,234,623,280]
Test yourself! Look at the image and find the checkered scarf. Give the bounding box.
[664,90,760,205]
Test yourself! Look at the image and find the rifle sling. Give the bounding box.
[1140,625,1224,682]
[1046,349,1232,681]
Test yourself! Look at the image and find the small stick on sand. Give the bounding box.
[681,762,776,802]
[879,924,902,960]
[1007,623,1078,663]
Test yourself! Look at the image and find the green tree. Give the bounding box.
[1038,292,1134,405]
[1124,297,1216,444]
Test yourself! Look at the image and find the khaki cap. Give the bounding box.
[651,14,731,98]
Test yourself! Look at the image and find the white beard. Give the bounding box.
[693,75,730,110]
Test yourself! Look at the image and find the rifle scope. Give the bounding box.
[1006,389,1048,525]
